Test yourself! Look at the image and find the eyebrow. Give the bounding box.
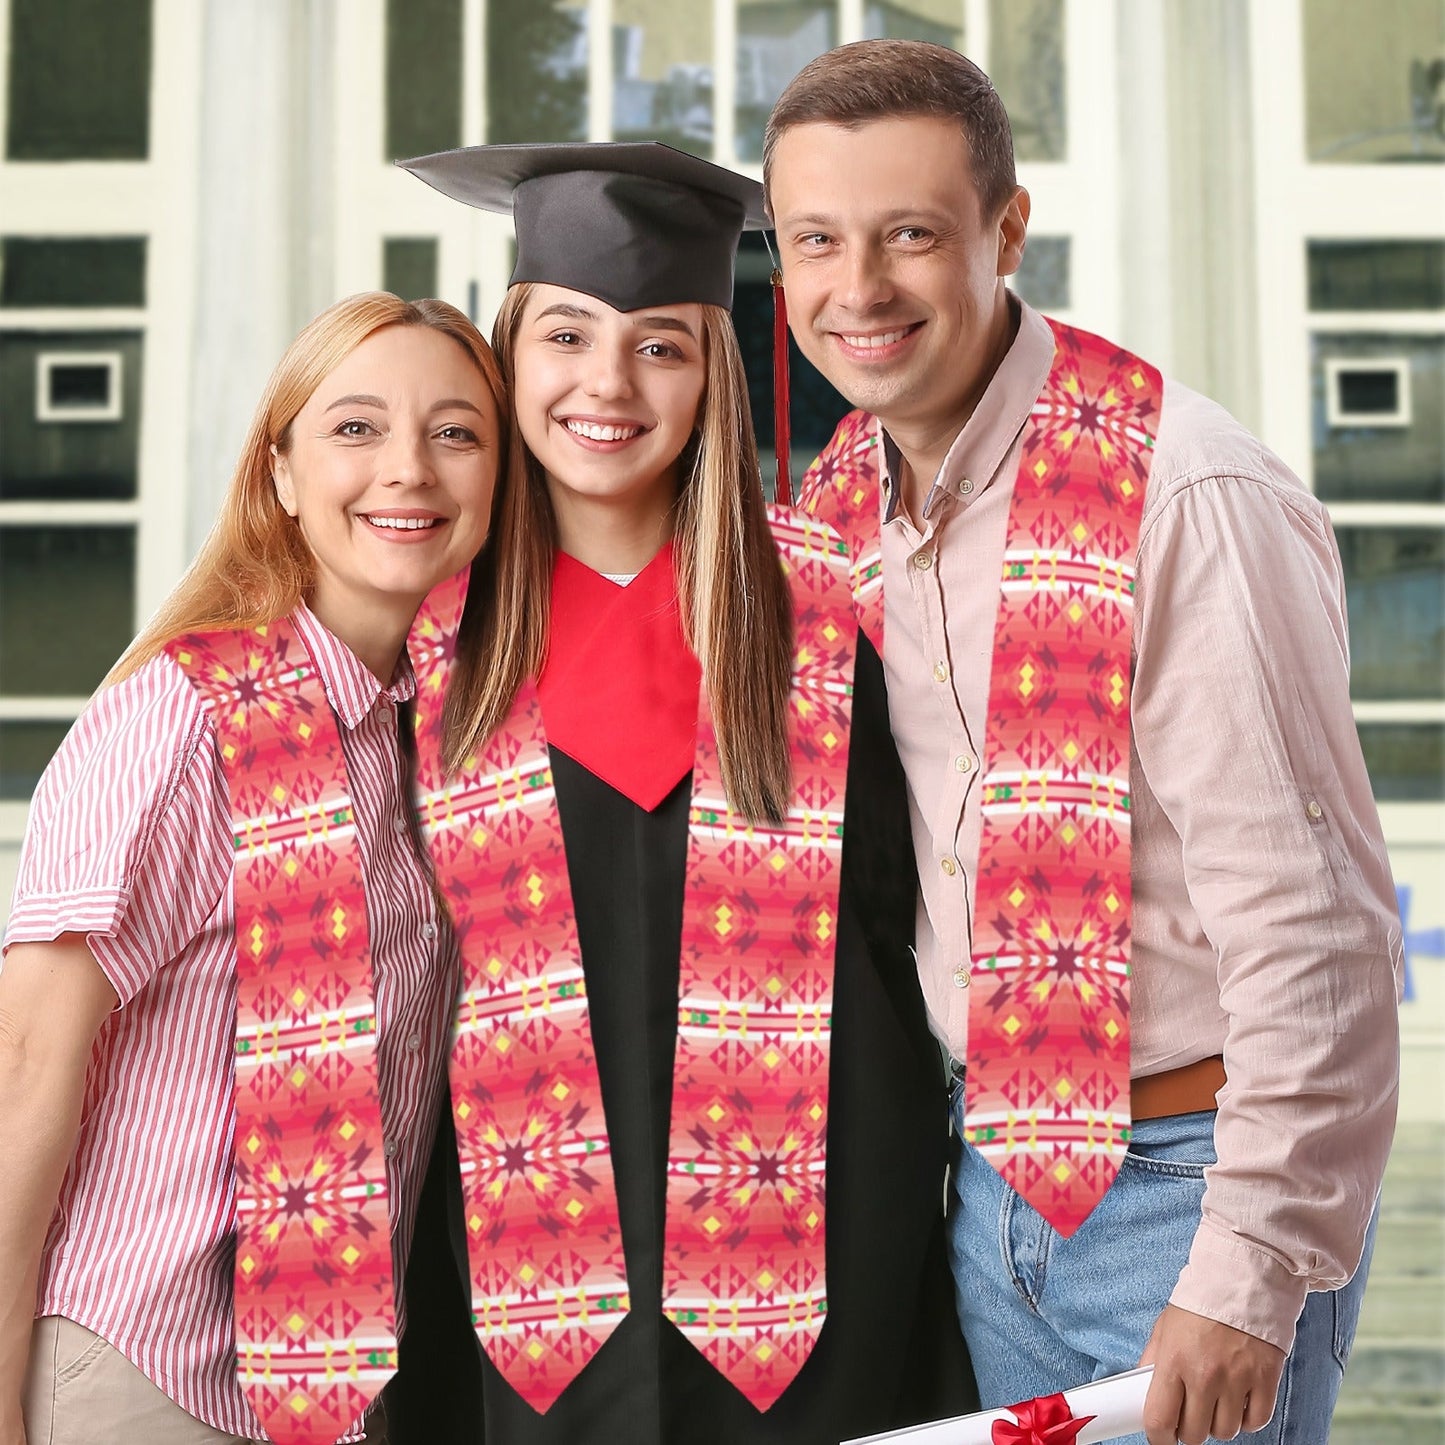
[535,301,698,342]
[323,394,486,416]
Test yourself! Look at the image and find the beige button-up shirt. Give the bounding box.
[869,298,1402,1351]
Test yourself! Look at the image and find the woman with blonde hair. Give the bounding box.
[384,144,972,1445]
[0,292,505,1445]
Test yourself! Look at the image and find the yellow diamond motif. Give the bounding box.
[1034,458,1048,478]
[565,1198,584,1220]
[331,905,347,941]
[526,872,544,907]
[704,1216,722,1235]
[292,986,307,1008]
[298,721,312,741]
[1105,1018,1121,1040]
[1019,661,1035,698]
[758,1270,774,1290]
[1061,822,1077,845]
[1122,478,1135,497]
[1067,601,1084,624]
[765,975,783,996]
[715,903,734,938]
[527,1341,545,1361]
[287,1312,305,1334]
[1053,1161,1072,1184]
[1008,885,1026,908]
[1055,1079,1072,1100]
[249,922,266,958]
[290,1392,310,1415]
[708,1103,726,1123]
[240,1253,256,1275]
[815,909,833,943]
[272,784,287,804]
[769,851,788,873]
[756,1342,774,1362]
[311,1217,326,1235]
[763,1049,780,1069]
[468,1213,483,1233]
[495,1033,512,1053]
[1072,522,1088,543]
[246,1132,261,1154]
[805,1210,820,1229]
[457,1100,472,1119]
[809,1103,823,1122]
[290,1065,307,1088]
[1110,671,1125,707]
[822,622,838,642]
[520,1262,536,1284]
[822,730,838,751]
[552,1080,570,1101]
[487,956,504,977]
[1104,891,1120,914]
[471,826,487,848]
[342,1245,360,1266]
[222,742,237,761]
[1003,1015,1021,1036]
[1064,739,1079,761]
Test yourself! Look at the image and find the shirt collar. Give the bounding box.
[292,600,417,731]
[881,295,1056,525]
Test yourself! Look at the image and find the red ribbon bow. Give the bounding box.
[991,1392,1096,1445]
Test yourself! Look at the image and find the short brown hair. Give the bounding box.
[763,40,1016,216]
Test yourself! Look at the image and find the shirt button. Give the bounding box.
[953,968,971,989]
[954,754,973,773]
[1306,800,1324,821]
[383,1138,399,1160]
[959,479,974,495]
[933,661,949,683]
[913,551,933,570]
[940,857,957,877]
[392,814,408,833]
[421,921,439,941]
[405,1032,421,1053]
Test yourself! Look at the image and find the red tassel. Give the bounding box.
[771,267,792,506]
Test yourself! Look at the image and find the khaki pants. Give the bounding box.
[23,1317,389,1445]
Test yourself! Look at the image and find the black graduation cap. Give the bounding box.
[398,142,770,313]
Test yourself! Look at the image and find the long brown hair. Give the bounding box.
[108,292,507,684]
[443,283,795,821]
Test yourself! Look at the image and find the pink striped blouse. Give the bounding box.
[2,605,457,1441]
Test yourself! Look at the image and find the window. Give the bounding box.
[614,0,715,155]
[383,238,440,301]
[5,0,152,160]
[736,1,839,162]
[488,0,588,144]
[385,0,463,159]
[0,237,147,309]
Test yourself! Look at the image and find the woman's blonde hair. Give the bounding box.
[108,291,507,684]
[443,282,794,821]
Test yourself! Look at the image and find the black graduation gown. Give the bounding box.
[385,632,976,1443]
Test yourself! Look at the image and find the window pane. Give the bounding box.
[383,238,439,301]
[614,0,714,155]
[488,0,588,144]
[735,1,838,163]
[0,238,147,309]
[0,527,136,695]
[863,0,962,46]
[1358,723,1444,802]
[0,331,143,501]
[385,0,462,158]
[1303,0,1445,163]
[989,0,1064,162]
[1312,333,1444,504]
[0,720,73,801]
[1012,236,1070,310]
[1308,240,1445,312]
[6,0,151,160]
[1337,527,1444,701]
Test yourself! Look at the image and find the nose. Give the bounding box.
[581,342,634,401]
[382,426,436,487]
[835,241,895,314]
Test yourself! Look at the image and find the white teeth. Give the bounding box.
[841,328,912,350]
[364,515,440,530]
[564,419,643,442]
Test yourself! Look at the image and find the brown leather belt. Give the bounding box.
[1131,1055,1226,1121]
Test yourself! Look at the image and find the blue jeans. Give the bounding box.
[946,1084,1377,1444]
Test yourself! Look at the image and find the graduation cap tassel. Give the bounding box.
[771,267,793,506]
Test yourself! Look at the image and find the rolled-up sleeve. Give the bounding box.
[3,656,232,1006]
[1131,470,1403,1352]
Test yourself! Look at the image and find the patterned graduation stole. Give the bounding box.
[169,620,396,1445]
[801,319,1162,1236]
[409,505,858,1412]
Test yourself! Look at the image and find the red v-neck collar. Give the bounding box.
[537,542,702,811]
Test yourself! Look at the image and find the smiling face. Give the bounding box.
[510,283,707,528]
[769,115,1027,456]
[272,323,500,665]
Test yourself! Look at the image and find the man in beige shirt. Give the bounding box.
[765,40,1402,1445]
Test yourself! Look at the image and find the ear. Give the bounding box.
[271,443,298,517]
[996,186,1030,279]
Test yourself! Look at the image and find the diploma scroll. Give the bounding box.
[843,1365,1154,1445]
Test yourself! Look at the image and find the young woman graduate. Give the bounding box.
[383,144,974,1444]
[0,293,505,1445]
